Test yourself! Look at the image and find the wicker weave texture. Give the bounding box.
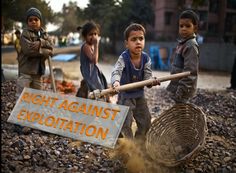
[145,103,207,167]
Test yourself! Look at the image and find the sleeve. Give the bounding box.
[143,55,153,80]
[39,31,54,57]
[20,30,41,57]
[39,31,54,50]
[111,55,125,85]
[15,39,21,54]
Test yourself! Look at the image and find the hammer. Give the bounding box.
[88,71,191,99]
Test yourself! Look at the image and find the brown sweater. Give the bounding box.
[18,27,54,75]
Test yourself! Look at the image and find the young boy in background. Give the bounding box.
[167,10,200,103]
[14,29,21,60]
[14,29,21,77]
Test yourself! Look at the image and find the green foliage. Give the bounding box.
[82,0,154,53]
[2,0,54,31]
[2,0,154,48]
[50,1,87,36]
[84,0,154,38]
[59,2,81,35]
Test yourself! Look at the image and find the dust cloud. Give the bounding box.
[109,138,176,173]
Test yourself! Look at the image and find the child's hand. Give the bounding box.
[147,77,161,88]
[152,77,161,86]
[113,81,120,88]
[97,36,101,43]
[49,51,53,56]
[112,81,120,93]
[92,36,101,45]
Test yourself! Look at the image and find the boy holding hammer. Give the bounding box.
[111,23,160,140]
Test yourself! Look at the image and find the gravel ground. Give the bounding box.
[1,80,236,173]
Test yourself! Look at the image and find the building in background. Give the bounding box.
[151,0,236,43]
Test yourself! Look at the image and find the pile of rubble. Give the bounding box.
[42,77,77,95]
[146,87,236,173]
[1,80,236,173]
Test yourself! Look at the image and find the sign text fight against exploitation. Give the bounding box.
[7,88,129,148]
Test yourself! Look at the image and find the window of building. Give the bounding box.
[225,13,236,32]
[208,23,218,34]
[209,0,219,13]
[164,12,173,25]
[198,11,208,30]
[227,0,236,9]
[192,0,209,7]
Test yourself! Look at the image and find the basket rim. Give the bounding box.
[145,103,208,167]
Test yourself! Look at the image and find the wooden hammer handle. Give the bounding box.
[88,71,191,99]
[48,56,57,93]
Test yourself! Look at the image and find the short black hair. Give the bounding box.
[124,23,146,41]
[179,10,199,25]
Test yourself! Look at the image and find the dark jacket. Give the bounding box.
[167,35,199,101]
[18,27,53,75]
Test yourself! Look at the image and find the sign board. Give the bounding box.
[7,88,129,148]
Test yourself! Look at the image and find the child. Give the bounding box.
[76,21,108,99]
[111,23,160,139]
[14,29,21,77]
[16,7,54,98]
[227,55,236,90]
[167,10,200,103]
[14,29,21,60]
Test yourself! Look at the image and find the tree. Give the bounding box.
[2,0,54,32]
[50,1,86,36]
[82,0,119,53]
[83,0,154,53]
[59,2,80,35]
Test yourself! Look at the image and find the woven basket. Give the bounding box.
[145,103,207,167]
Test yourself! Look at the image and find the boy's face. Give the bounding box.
[125,30,145,55]
[179,18,197,39]
[27,16,41,31]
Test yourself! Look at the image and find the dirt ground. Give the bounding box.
[2,46,231,90]
[2,46,82,81]
[1,46,116,81]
